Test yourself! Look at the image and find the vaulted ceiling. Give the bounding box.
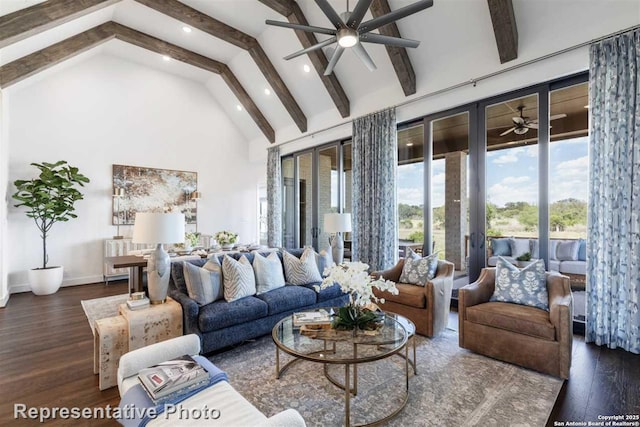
[0,0,638,145]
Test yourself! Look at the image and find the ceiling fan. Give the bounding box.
[499,106,567,137]
[266,0,433,75]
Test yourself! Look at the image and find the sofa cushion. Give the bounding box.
[198,297,268,332]
[300,282,344,303]
[530,239,539,259]
[253,252,286,295]
[398,248,438,286]
[487,256,516,267]
[374,283,425,308]
[183,261,223,306]
[466,302,556,341]
[283,248,323,285]
[254,285,316,315]
[578,239,587,261]
[549,240,560,260]
[508,238,531,259]
[559,260,586,275]
[557,240,580,261]
[491,238,511,256]
[548,259,561,272]
[222,255,257,302]
[491,257,549,311]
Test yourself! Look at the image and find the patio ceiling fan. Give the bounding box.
[266,0,433,75]
[499,106,567,136]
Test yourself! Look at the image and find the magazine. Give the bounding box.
[137,355,209,401]
[293,309,332,326]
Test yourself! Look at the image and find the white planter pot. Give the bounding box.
[28,266,63,295]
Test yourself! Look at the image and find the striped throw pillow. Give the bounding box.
[283,248,323,285]
[183,260,223,306]
[222,255,257,302]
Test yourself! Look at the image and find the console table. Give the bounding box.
[93,298,182,390]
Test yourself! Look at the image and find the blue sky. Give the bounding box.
[398,136,589,208]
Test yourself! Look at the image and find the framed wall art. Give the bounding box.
[112,164,198,225]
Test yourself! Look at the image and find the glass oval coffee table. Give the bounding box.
[272,309,410,427]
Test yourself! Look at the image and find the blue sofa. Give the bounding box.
[169,249,348,354]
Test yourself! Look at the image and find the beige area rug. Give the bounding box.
[210,329,563,427]
[80,294,129,335]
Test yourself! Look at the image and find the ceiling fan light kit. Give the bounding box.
[498,105,568,137]
[266,0,434,75]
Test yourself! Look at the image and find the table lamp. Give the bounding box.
[324,213,352,264]
[132,212,185,304]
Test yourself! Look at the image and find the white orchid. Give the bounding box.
[215,230,238,245]
[316,262,399,307]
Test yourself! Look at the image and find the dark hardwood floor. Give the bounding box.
[1,283,638,426]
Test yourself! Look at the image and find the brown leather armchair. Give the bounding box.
[458,268,573,379]
[373,259,454,337]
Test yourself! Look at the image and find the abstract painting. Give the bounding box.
[112,164,197,225]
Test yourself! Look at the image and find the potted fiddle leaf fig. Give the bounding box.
[12,161,90,295]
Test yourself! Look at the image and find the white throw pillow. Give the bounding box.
[556,240,580,261]
[183,261,223,306]
[222,255,257,302]
[315,249,335,277]
[253,252,286,294]
[283,248,323,285]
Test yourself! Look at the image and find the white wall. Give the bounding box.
[0,90,8,306]
[5,53,263,294]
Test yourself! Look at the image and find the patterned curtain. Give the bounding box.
[352,108,398,271]
[266,146,282,248]
[586,29,640,354]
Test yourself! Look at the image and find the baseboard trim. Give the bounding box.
[0,292,9,308]
[9,274,105,295]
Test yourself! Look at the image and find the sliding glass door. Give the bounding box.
[281,141,351,251]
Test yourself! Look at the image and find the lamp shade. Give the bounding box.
[324,213,352,233]
[132,212,185,244]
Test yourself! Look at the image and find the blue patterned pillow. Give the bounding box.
[490,257,549,311]
[399,248,439,286]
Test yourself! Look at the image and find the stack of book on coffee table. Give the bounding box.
[293,309,333,336]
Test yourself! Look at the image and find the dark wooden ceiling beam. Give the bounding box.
[259,0,351,118]
[0,22,115,88]
[0,22,275,143]
[0,0,120,49]
[487,0,518,63]
[370,0,416,96]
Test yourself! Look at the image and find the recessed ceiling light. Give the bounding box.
[162,55,171,62]
[264,88,271,96]
[303,64,311,73]
[236,104,243,111]
[406,142,414,147]
[182,26,192,33]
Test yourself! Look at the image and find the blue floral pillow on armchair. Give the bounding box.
[399,247,439,286]
[490,256,549,311]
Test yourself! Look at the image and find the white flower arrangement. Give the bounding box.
[215,230,238,246]
[316,261,398,307]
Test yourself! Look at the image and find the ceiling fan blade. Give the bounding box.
[500,127,516,137]
[360,33,420,48]
[346,0,373,28]
[352,43,377,72]
[525,123,539,129]
[284,37,337,60]
[314,0,345,29]
[265,20,337,36]
[324,45,344,76]
[550,113,567,121]
[360,0,433,32]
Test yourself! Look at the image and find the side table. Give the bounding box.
[94,298,183,390]
[118,297,183,351]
